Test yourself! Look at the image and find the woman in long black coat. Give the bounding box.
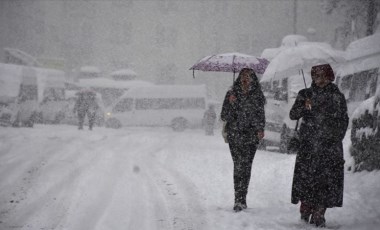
[289,64,349,227]
[221,68,266,212]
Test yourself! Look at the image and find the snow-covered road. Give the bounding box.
[0,125,379,230]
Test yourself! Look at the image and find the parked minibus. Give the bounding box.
[105,85,207,131]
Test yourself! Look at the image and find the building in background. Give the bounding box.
[0,0,346,100]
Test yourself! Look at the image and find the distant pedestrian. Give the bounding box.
[203,104,217,135]
[289,64,349,227]
[221,68,266,212]
[73,90,99,130]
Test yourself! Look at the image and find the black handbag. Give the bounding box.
[287,119,300,153]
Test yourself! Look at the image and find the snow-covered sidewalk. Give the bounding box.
[0,125,379,230]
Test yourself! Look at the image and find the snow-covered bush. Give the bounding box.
[350,89,380,171]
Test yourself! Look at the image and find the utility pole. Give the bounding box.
[293,0,298,34]
[367,0,376,35]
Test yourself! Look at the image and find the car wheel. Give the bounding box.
[105,118,122,129]
[171,117,187,132]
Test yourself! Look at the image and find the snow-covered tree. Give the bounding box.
[321,0,380,48]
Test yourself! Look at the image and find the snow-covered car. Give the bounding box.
[335,32,380,117]
[350,91,380,172]
[0,63,67,127]
[261,98,287,151]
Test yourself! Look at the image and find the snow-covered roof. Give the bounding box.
[120,85,207,99]
[280,34,308,47]
[336,54,380,77]
[77,78,153,89]
[345,32,380,60]
[336,33,380,77]
[110,69,137,77]
[261,47,284,61]
[261,34,308,60]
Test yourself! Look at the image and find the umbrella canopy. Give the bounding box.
[190,52,269,76]
[261,42,346,83]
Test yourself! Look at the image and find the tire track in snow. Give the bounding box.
[55,135,130,230]
[126,132,208,230]
[0,135,108,229]
[146,163,207,230]
[1,127,208,229]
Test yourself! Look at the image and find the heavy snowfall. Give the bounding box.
[0,125,379,230]
[1,1,380,230]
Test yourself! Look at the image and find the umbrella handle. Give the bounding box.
[193,69,195,78]
[301,69,307,88]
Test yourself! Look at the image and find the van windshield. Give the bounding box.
[135,98,205,110]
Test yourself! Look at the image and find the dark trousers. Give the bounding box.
[78,111,96,129]
[229,142,257,204]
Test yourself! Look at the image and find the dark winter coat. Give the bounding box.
[73,94,99,116]
[290,82,349,208]
[221,84,265,145]
[203,107,217,126]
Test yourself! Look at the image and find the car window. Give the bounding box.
[135,98,205,110]
[112,98,133,113]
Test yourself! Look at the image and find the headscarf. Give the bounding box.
[232,68,266,104]
[311,64,335,81]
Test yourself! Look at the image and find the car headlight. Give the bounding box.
[106,112,112,116]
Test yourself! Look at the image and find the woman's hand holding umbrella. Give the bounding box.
[305,98,312,110]
[257,130,265,140]
[229,94,237,104]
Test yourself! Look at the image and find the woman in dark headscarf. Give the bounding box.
[221,68,266,212]
[289,64,349,227]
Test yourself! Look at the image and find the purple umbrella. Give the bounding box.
[190,52,269,78]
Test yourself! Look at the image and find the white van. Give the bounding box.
[0,63,66,126]
[335,32,380,117]
[105,85,207,131]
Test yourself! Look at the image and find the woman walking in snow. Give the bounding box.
[203,104,217,135]
[221,68,266,212]
[289,64,349,227]
[73,90,99,130]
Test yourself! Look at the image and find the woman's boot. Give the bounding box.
[300,201,313,223]
[310,207,326,227]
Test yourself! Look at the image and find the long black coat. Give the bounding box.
[73,94,99,116]
[221,85,265,145]
[290,82,349,208]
